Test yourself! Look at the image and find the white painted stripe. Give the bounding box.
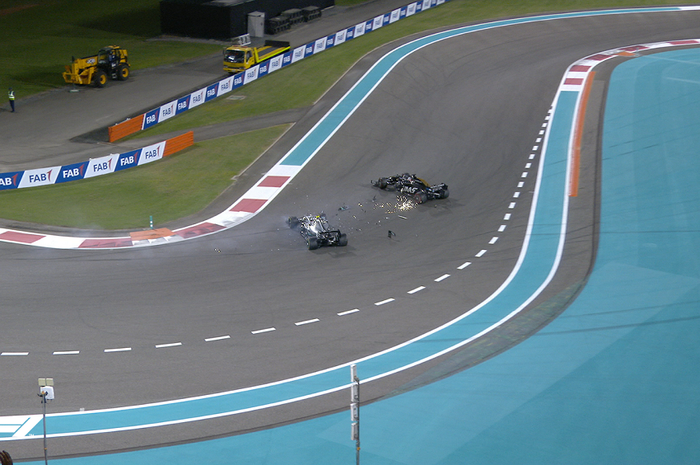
[0,416,27,426]
[246,185,284,200]
[408,286,425,294]
[498,225,506,232]
[251,327,276,334]
[374,298,395,306]
[104,347,131,353]
[434,274,450,282]
[337,308,359,316]
[205,335,230,342]
[504,213,511,220]
[509,202,516,209]
[1,352,28,356]
[529,153,536,159]
[295,318,320,326]
[521,171,528,178]
[526,162,532,168]
[513,191,520,198]
[12,415,42,438]
[457,261,471,270]
[265,164,302,177]
[518,181,524,188]
[53,350,79,355]
[155,342,181,349]
[0,426,18,433]
[489,237,499,244]
[532,145,539,151]
[475,250,487,258]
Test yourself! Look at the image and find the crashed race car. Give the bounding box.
[371,173,449,204]
[287,214,348,250]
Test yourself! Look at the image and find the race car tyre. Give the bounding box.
[414,192,428,204]
[440,188,449,199]
[338,233,348,247]
[287,216,300,229]
[378,178,388,189]
[117,64,130,81]
[307,237,319,250]
[92,70,108,87]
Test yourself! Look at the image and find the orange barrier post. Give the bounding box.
[108,114,145,143]
[164,131,194,156]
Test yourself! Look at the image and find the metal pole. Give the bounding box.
[355,378,360,465]
[41,393,48,465]
[351,364,360,465]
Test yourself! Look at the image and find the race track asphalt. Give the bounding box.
[1,4,700,460]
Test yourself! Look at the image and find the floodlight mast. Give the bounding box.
[38,378,54,465]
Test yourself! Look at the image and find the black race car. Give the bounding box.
[371,173,449,204]
[287,214,348,250]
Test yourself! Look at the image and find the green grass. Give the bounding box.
[2,0,697,230]
[0,126,288,229]
[0,0,221,98]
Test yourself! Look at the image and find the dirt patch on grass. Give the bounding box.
[0,4,39,16]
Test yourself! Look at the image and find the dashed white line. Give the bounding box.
[525,163,532,169]
[529,153,536,160]
[205,335,230,342]
[251,327,276,335]
[532,145,539,151]
[408,286,425,294]
[104,347,131,353]
[536,137,542,143]
[475,250,487,257]
[155,342,182,349]
[498,224,506,232]
[457,261,471,270]
[53,350,79,355]
[434,274,450,282]
[504,213,511,220]
[521,171,528,178]
[509,202,516,209]
[513,191,520,198]
[295,318,320,326]
[518,181,524,188]
[1,352,28,356]
[375,298,395,306]
[337,308,359,316]
[489,237,499,244]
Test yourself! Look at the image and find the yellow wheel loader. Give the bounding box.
[62,46,130,88]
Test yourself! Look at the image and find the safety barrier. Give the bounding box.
[107,0,447,142]
[107,114,144,142]
[0,131,194,191]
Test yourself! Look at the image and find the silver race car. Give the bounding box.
[287,214,348,250]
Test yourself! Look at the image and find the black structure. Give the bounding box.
[160,0,333,40]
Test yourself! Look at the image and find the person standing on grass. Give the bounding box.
[8,88,15,112]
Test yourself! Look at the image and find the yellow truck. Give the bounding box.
[223,40,290,74]
[63,46,130,87]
